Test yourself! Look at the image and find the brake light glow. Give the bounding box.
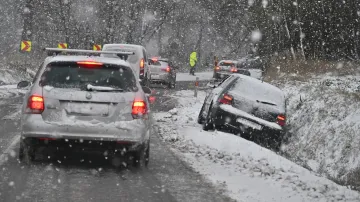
[140,58,145,69]
[151,57,159,62]
[277,114,286,126]
[77,61,103,68]
[219,94,233,105]
[230,67,238,72]
[162,66,171,72]
[215,66,220,71]
[132,100,148,118]
[27,95,44,114]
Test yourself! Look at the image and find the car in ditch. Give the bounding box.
[17,48,153,167]
[198,74,286,149]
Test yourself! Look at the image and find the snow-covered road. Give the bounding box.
[154,90,360,202]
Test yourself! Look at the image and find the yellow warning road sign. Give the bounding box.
[93,44,102,51]
[58,43,68,49]
[20,40,32,52]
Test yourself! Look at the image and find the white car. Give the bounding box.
[101,44,151,86]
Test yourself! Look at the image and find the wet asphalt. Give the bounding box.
[0,80,235,202]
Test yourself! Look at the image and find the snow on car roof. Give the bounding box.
[44,55,132,67]
[103,44,144,49]
[229,74,285,107]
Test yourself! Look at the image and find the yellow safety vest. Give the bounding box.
[189,52,197,67]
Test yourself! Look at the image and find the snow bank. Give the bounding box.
[273,75,360,185]
[154,90,360,201]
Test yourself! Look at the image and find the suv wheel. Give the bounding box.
[19,138,35,164]
[132,142,150,167]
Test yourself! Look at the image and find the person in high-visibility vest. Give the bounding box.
[189,51,197,75]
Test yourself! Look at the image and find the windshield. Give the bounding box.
[40,63,137,92]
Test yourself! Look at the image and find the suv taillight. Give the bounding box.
[215,66,221,71]
[277,114,286,126]
[140,58,145,76]
[132,100,148,119]
[219,94,233,105]
[26,95,44,114]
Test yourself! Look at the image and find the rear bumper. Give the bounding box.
[213,106,284,137]
[150,73,173,82]
[214,72,232,80]
[20,114,149,145]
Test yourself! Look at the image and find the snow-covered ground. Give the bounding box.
[272,75,360,187]
[176,71,213,81]
[154,90,360,202]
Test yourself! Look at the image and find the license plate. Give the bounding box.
[151,74,160,79]
[236,118,263,130]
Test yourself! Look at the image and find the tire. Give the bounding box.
[132,142,150,168]
[197,103,206,124]
[167,78,176,89]
[19,138,35,164]
[203,103,215,131]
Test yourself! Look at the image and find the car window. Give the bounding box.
[229,77,283,106]
[39,62,138,92]
[150,60,161,66]
[219,61,233,66]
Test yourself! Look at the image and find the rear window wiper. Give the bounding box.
[256,100,277,106]
[86,84,124,92]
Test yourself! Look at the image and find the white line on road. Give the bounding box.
[0,135,20,166]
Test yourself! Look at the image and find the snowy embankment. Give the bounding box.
[274,75,360,188]
[154,90,360,202]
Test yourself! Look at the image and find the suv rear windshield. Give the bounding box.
[40,62,138,92]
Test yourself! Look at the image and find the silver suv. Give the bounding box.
[17,48,153,167]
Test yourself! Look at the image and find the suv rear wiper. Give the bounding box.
[256,100,277,106]
[86,84,123,92]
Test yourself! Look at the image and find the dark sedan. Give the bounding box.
[198,74,286,149]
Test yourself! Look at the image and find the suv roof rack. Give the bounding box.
[44,48,135,61]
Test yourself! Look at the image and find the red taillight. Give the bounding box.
[140,58,145,69]
[27,95,44,114]
[132,100,147,118]
[230,67,238,72]
[215,66,220,71]
[77,61,103,68]
[162,66,171,72]
[151,57,158,62]
[277,114,286,126]
[219,94,233,105]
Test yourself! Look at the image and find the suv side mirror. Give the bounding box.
[17,81,31,89]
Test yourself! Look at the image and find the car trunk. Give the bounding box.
[231,96,280,122]
[41,88,135,124]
